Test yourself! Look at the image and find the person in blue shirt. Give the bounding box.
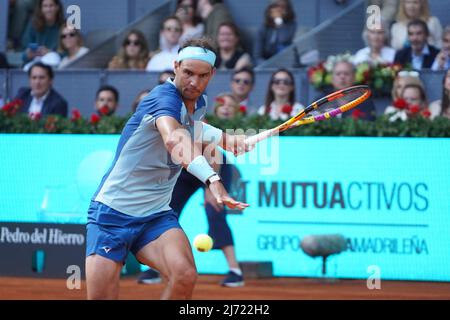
[85,38,253,300]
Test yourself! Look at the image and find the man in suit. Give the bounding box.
[15,62,68,117]
[394,19,439,70]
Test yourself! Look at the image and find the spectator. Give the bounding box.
[130,71,173,113]
[432,26,450,71]
[14,62,68,117]
[21,0,65,64]
[8,0,36,50]
[0,52,10,68]
[258,68,304,121]
[429,69,450,119]
[95,85,119,116]
[390,0,443,50]
[157,69,175,84]
[353,20,396,65]
[322,60,376,120]
[197,0,233,40]
[215,22,252,70]
[256,0,297,63]
[214,92,243,119]
[57,22,89,69]
[394,19,439,70]
[175,0,205,44]
[391,70,424,101]
[230,67,256,114]
[385,83,428,121]
[131,89,151,113]
[108,30,149,70]
[146,17,182,72]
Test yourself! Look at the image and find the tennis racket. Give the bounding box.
[245,85,371,145]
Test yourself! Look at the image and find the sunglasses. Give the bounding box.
[164,26,182,33]
[272,79,293,86]
[125,39,141,46]
[61,32,76,39]
[233,78,252,85]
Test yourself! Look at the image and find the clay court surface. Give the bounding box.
[1,275,449,300]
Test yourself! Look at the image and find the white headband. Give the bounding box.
[177,46,216,66]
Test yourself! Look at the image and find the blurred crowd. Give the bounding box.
[1,0,449,121]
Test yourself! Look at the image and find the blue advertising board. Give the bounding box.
[0,135,449,281]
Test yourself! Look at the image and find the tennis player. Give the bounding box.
[85,38,252,300]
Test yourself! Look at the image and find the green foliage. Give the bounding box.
[1,112,449,137]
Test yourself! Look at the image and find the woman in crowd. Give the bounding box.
[215,22,252,70]
[214,92,243,119]
[57,22,89,69]
[21,0,65,64]
[256,0,297,63]
[353,20,396,65]
[390,0,443,50]
[390,70,424,101]
[175,0,204,45]
[385,81,428,121]
[258,68,304,120]
[429,69,450,119]
[108,29,149,70]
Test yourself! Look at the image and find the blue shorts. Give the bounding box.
[86,201,181,263]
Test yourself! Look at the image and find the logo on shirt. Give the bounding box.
[101,246,112,253]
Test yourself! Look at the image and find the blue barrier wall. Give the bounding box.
[0,135,449,281]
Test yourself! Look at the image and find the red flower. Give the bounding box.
[90,113,101,125]
[408,104,421,114]
[29,112,41,121]
[44,116,57,132]
[281,104,293,114]
[363,70,371,81]
[71,108,82,121]
[215,97,225,105]
[393,98,408,110]
[2,99,23,116]
[239,105,247,114]
[421,108,431,118]
[99,105,110,116]
[351,109,366,120]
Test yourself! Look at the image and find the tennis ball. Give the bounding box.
[193,234,213,252]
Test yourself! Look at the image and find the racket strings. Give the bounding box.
[314,88,367,116]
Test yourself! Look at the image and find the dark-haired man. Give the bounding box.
[394,19,439,70]
[85,38,253,300]
[14,62,68,117]
[95,85,119,116]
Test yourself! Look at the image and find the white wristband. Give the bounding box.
[187,155,216,184]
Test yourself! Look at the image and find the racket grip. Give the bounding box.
[245,129,277,146]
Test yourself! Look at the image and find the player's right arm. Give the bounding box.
[156,116,249,211]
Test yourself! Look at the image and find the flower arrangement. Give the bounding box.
[385,98,431,122]
[308,52,403,96]
[354,62,403,96]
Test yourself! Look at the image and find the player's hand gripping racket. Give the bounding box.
[245,85,371,146]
